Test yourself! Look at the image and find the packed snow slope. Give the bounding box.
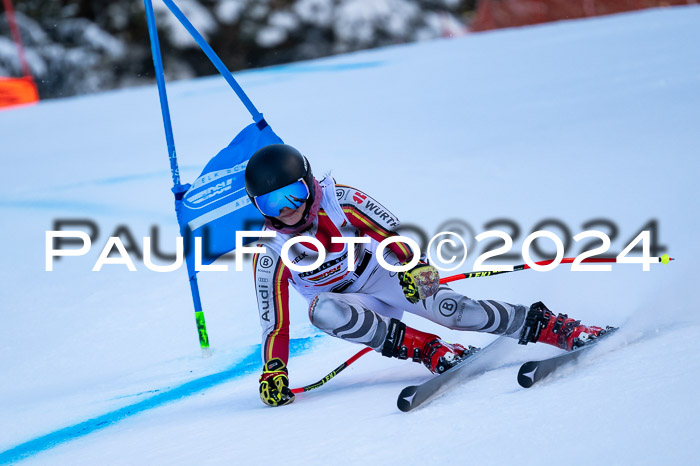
[1,6,699,465]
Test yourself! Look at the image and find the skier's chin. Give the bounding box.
[276,205,306,226]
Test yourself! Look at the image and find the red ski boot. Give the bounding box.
[518,301,604,350]
[381,319,470,373]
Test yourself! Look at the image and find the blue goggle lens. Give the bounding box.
[254,179,310,217]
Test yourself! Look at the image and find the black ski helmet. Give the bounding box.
[245,144,315,221]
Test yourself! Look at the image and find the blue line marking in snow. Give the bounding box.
[109,389,162,400]
[3,165,202,200]
[255,61,385,74]
[176,61,386,98]
[0,335,322,464]
[0,199,121,214]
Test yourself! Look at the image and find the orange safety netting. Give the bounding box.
[0,76,39,109]
[470,0,698,32]
[1,0,39,109]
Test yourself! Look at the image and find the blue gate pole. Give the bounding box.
[144,0,210,357]
[162,0,264,124]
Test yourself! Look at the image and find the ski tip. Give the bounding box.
[397,385,418,412]
[517,362,538,388]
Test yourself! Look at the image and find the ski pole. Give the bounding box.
[440,255,674,284]
[291,347,373,394]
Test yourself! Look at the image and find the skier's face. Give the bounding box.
[276,202,306,225]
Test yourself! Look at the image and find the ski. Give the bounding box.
[397,336,511,412]
[517,327,618,388]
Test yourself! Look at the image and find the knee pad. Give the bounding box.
[308,293,389,349]
[308,293,346,332]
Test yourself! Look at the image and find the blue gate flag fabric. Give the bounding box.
[175,121,283,273]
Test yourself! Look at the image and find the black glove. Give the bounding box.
[398,260,440,304]
[259,358,295,407]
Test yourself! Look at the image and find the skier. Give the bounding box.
[245,144,605,407]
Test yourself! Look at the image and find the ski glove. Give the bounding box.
[398,260,440,304]
[259,358,295,407]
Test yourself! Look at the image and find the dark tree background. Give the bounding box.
[0,0,476,99]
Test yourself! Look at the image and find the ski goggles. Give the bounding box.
[253,179,310,217]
